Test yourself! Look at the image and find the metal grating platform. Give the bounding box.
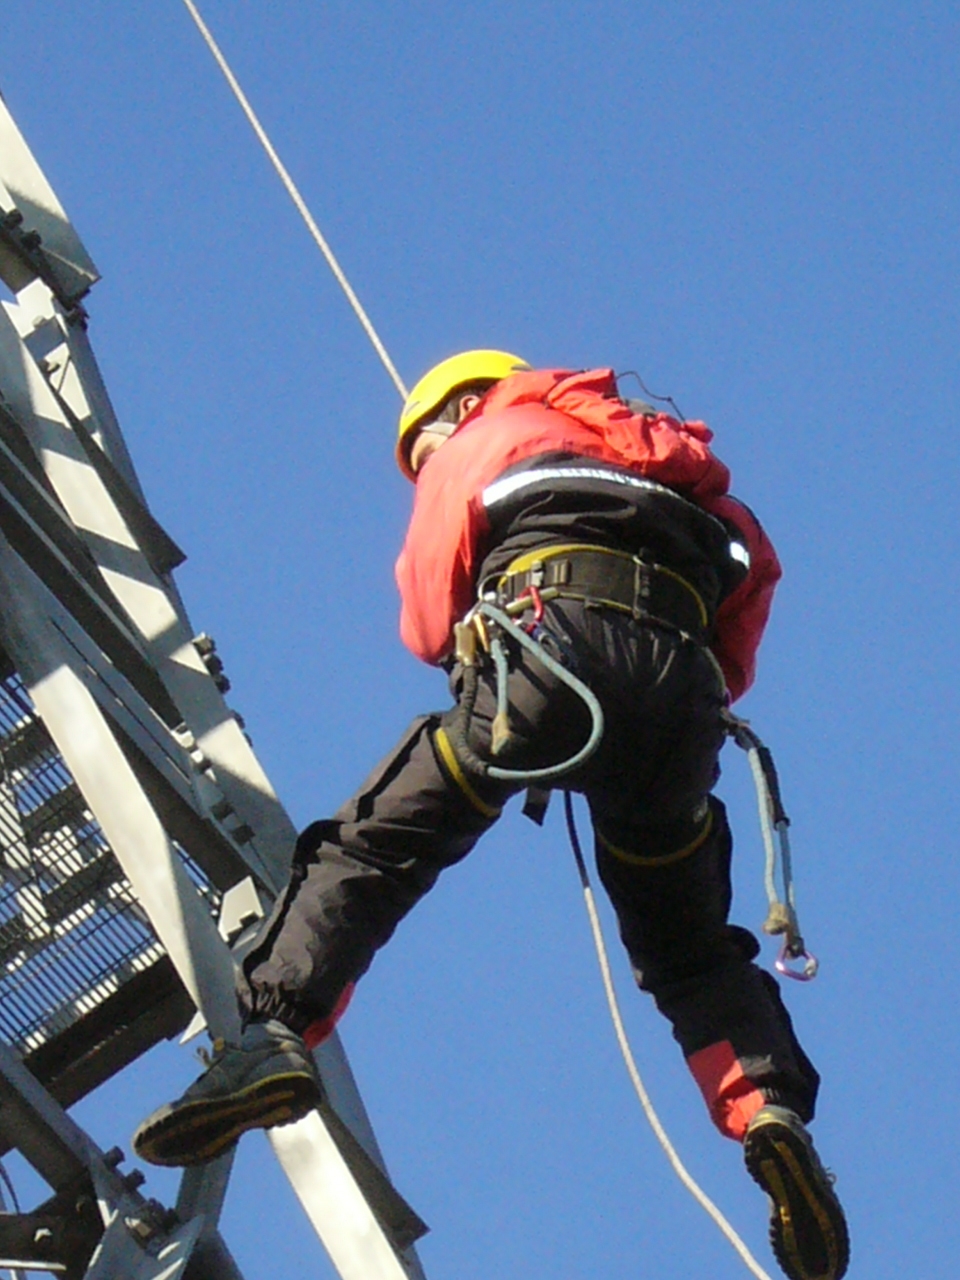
[0,669,218,1056]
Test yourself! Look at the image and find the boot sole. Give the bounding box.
[744,1117,850,1280]
[133,1070,322,1167]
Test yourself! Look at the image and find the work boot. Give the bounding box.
[132,1019,323,1167]
[744,1106,850,1280]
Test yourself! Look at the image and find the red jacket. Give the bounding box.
[395,368,780,701]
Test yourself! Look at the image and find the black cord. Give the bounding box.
[563,791,590,891]
[617,370,686,424]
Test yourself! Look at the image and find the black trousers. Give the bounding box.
[240,600,819,1137]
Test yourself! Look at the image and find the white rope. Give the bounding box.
[747,745,781,912]
[179,0,409,400]
[563,794,774,1280]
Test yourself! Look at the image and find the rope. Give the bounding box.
[746,744,781,913]
[722,710,818,979]
[179,0,409,400]
[563,792,775,1280]
[450,604,601,783]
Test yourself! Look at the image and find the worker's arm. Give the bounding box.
[395,447,488,665]
[701,495,782,701]
[543,369,732,499]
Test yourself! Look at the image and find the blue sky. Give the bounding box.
[2,2,958,1276]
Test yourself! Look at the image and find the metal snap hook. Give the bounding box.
[775,942,819,982]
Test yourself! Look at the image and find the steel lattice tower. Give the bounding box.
[0,91,427,1280]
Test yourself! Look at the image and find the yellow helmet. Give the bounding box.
[396,349,531,479]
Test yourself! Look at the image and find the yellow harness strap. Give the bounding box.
[498,543,709,630]
[433,726,501,819]
[597,806,714,867]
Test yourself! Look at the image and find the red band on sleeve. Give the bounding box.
[687,1040,767,1141]
[302,983,356,1050]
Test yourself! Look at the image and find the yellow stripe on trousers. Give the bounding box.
[433,726,502,819]
[596,807,713,867]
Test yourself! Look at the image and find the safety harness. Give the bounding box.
[448,541,817,982]
[486,542,710,642]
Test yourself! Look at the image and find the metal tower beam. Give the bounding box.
[0,84,430,1280]
[0,1038,241,1279]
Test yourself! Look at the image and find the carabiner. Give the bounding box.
[516,584,545,635]
[775,943,819,982]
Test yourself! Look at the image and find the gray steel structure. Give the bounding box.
[0,94,427,1279]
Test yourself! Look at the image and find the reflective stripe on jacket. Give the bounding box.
[394,367,781,701]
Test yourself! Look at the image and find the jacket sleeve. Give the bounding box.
[544,369,731,498]
[395,449,490,665]
[700,495,781,702]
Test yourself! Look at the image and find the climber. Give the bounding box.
[133,351,849,1280]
